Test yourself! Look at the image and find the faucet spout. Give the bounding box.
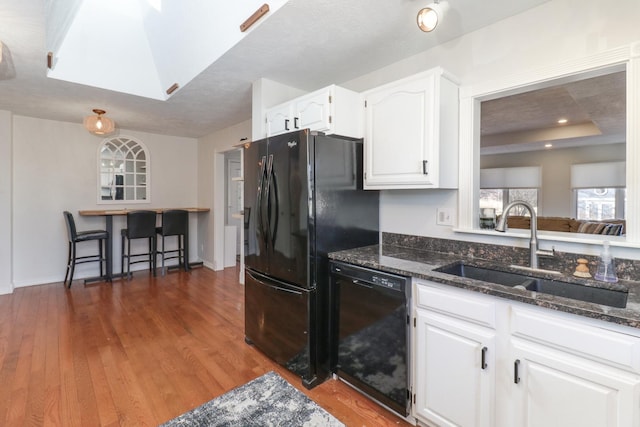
[495,200,552,269]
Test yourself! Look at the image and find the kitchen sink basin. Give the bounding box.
[436,262,535,287]
[435,262,628,309]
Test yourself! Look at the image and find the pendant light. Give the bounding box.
[417,0,448,32]
[84,109,115,135]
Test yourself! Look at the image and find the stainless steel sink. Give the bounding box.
[435,261,628,309]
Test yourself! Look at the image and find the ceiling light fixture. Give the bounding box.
[557,118,568,124]
[545,143,553,148]
[417,0,448,32]
[84,109,115,135]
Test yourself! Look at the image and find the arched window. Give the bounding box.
[98,136,150,203]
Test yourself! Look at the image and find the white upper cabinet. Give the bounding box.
[363,67,459,189]
[265,103,293,136]
[264,85,362,138]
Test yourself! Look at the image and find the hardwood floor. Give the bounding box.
[0,266,414,426]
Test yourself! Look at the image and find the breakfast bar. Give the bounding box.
[79,207,210,281]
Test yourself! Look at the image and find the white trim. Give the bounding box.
[458,42,639,244]
[453,227,631,247]
[626,43,640,242]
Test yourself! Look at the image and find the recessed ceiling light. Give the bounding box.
[545,143,553,148]
[557,118,568,124]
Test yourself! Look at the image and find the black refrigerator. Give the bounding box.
[244,129,379,388]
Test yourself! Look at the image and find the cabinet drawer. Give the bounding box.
[511,305,640,373]
[415,281,496,329]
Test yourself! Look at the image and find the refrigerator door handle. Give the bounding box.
[247,270,303,295]
[269,163,279,248]
[257,156,268,247]
[264,154,275,247]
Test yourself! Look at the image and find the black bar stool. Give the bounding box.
[121,210,157,279]
[63,211,109,288]
[156,209,189,274]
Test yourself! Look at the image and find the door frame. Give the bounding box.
[213,147,245,283]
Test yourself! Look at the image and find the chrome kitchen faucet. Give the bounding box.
[495,200,555,270]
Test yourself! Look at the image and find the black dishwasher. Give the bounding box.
[330,260,411,416]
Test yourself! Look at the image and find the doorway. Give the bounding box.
[213,146,244,283]
[226,151,242,260]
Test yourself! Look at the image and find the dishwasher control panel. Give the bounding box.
[371,274,404,291]
[330,261,409,292]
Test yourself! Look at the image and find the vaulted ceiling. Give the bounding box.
[0,0,551,138]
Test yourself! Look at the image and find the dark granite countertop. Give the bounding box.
[329,244,640,330]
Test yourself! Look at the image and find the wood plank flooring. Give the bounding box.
[0,266,414,426]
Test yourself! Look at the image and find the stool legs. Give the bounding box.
[121,235,156,280]
[64,241,75,288]
[99,239,104,278]
[64,239,107,288]
[157,234,186,275]
[121,233,126,279]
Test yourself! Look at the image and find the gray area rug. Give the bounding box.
[160,371,344,427]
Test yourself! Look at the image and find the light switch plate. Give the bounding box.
[436,208,453,226]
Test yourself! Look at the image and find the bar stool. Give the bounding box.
[63,211,109,288]
[121,210,157,279]
[156,209,189,274]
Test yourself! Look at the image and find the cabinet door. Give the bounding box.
[364,73,436,189]
[266,103,293,136]
[510,339,640,427]
[415,308,495,427]
[295,89,331,132]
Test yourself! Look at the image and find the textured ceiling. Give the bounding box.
[481,71,626,155]
[0,0,551,138]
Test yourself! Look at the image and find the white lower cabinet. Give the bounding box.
[413,280,640,427]
[414,281,496,427]
[510,339,640,427]
[508,306,640,427]
[415,309,495,427]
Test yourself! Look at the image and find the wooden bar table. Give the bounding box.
[79,208,210,281]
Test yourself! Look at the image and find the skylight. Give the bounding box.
[45,0,288,100]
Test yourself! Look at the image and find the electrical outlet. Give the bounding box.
[436,208,453,226]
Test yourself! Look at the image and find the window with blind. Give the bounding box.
[479,166,541,218]
[571,162,625,221]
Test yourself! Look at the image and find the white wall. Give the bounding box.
[339,0,640,259]
[11,116,198,288]
[197,119,251,270]
[0,111,13,294]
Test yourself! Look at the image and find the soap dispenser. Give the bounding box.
[594,241,618,283]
